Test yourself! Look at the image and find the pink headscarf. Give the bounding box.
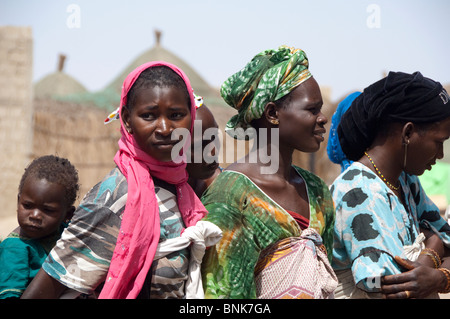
[99,61,207,299]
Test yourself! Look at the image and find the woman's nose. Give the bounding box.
[156,117,173,136]
[318,112,328,125]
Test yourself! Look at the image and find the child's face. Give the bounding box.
[17,177,71,239]
[187,109,220,180]
[122,85,192,162]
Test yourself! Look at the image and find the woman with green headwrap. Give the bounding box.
[200,46,337,299]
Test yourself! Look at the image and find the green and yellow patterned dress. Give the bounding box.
[201,166,335,299]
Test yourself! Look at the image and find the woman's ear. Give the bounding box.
[121,106,133,134]
[264,102,279,125]
[401,122,414,144]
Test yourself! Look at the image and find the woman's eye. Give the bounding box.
[171,112,187,120]
[141,113,155,120]
[309,108,320,115]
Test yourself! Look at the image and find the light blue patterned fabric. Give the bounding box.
[331,162,450,292]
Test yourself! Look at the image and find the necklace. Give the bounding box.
[364,151,400,191]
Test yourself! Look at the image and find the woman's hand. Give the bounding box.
[381,256,446,298]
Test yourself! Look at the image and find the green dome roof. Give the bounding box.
[104,30,217,100]
[34,54,87,99]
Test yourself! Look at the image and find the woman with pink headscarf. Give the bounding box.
[22,62,221,299]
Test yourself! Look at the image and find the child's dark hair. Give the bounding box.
[18,155,80,206]
[126,65,191,109]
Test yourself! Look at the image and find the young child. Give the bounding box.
[0,155,79,299]
[22,61,220,299]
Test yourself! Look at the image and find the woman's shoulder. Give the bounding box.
[206,168,254,191]
[330,162,383,205]
[202,166,261,206]
[214,164,258,184]
[99,166,127,189]
[78,166,128,215]
[332,162,377,188]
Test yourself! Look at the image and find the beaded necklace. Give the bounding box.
[364,151,400,191]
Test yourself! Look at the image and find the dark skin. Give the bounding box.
[187,104,221,197]
[17,177,74,299]
[17,177,74,240]
[23,83,193,299]
[358,118,450,298]
[225,77,327,220]
[21,269,67,298]
[121,85,192,162]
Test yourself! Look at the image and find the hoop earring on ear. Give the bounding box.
[403,140,410,169]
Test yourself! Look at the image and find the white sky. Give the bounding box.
[1,0,449,101]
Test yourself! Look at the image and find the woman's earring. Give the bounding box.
[270,119,279,125]
[403,140,410,169]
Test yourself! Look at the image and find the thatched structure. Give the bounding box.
[105,30,220,104]
[32,98,120,201]
[34,54,88,99]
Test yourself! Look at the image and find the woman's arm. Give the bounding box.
[380,223,449,298]
[381,176,450,298]
[21,268,67,299]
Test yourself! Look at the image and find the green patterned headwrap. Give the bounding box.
[221,45,312,140]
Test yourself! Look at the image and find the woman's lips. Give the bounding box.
[153,141,178,150]
[313,129,326,141]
